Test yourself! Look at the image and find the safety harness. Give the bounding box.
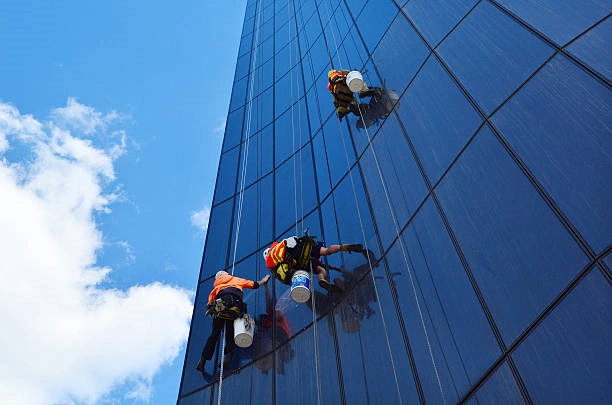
[272,236,316,285]
[208,293,246,320]
[328,70,355,105]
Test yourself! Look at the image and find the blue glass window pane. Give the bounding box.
[276,17,297,52]
[331,3,352,44]
[355,0,398,52]
[309,34,332,80]
[212,148,239,205]
[179,278,216,395]
[468,362,525,404]
[322,117,355,189]
[260,15,274,41]
[332,26,368,72]
[373,13,430,96]
[605,252,612,271]
[332,166,378,252]
[402,0,478,47]
[360,115,429,249]
[400,197,501,388]
[491,55,612,254]
[512,268,612,404]
[275,40,299,80]
[178,386,211,405]
[435,125,590,344]
[275,65,304,118]
[396,57,482,185]
[311,68,333,124]
[334,253,420,404]
[438,1,554,115]
[231,183,259,262]
[258,35,274,64]
[298,0,316,25]
[302,5,322,48]
[258,174,274,247]
[238,32,253,58]
[229,75,248,113]
[305,84,323,133]
[274,98,308,167]
[384,240,460,403]
[275,147,317,235]
[235,52,252,82]
[201,199,233,281]
[275,328,324,404]
[496,0,611,46]
[344,0,367,18]
[221,108,244,153]
[312,130,332,200]
[211,365,254,405]
[256,58,274,95]
[258,125,274,180]
[567,16,612,82]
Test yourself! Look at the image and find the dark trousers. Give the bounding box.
[201,317,235,361]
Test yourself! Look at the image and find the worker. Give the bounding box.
[196,270,270,372]
[263,235,363,292]
[327,69,371,121]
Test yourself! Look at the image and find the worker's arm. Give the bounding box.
[257,274,270,287]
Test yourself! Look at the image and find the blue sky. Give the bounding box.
[0,1,247,404]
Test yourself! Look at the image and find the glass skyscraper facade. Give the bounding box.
[179,1,611,403]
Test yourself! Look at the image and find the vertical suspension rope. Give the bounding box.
[309,258,323,405]
[320,0,447,401]
[319,1,405,402]
[217,0,264,403]
[288,0,299,236]
[352,100,446,403]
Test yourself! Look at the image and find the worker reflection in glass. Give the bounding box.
[196,270,270,373]
[253,282,294,375]
[263,235,363,293]
[355,87,400,130]
[328,249,380,333]
[327,69,399,127]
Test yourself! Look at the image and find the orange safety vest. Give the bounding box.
[208,273,256,304]
[266,241,286,268]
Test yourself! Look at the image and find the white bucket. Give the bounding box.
[290,270,311,303]
[234,313,255,348]
[346,70,364,92]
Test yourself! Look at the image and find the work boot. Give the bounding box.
[196,358,205,372]
[341,244,363,253]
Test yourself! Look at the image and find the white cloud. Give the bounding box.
[190,206,210,234]
[50,97,121,136]
[213,117,226,138]
[0,99,193,405]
